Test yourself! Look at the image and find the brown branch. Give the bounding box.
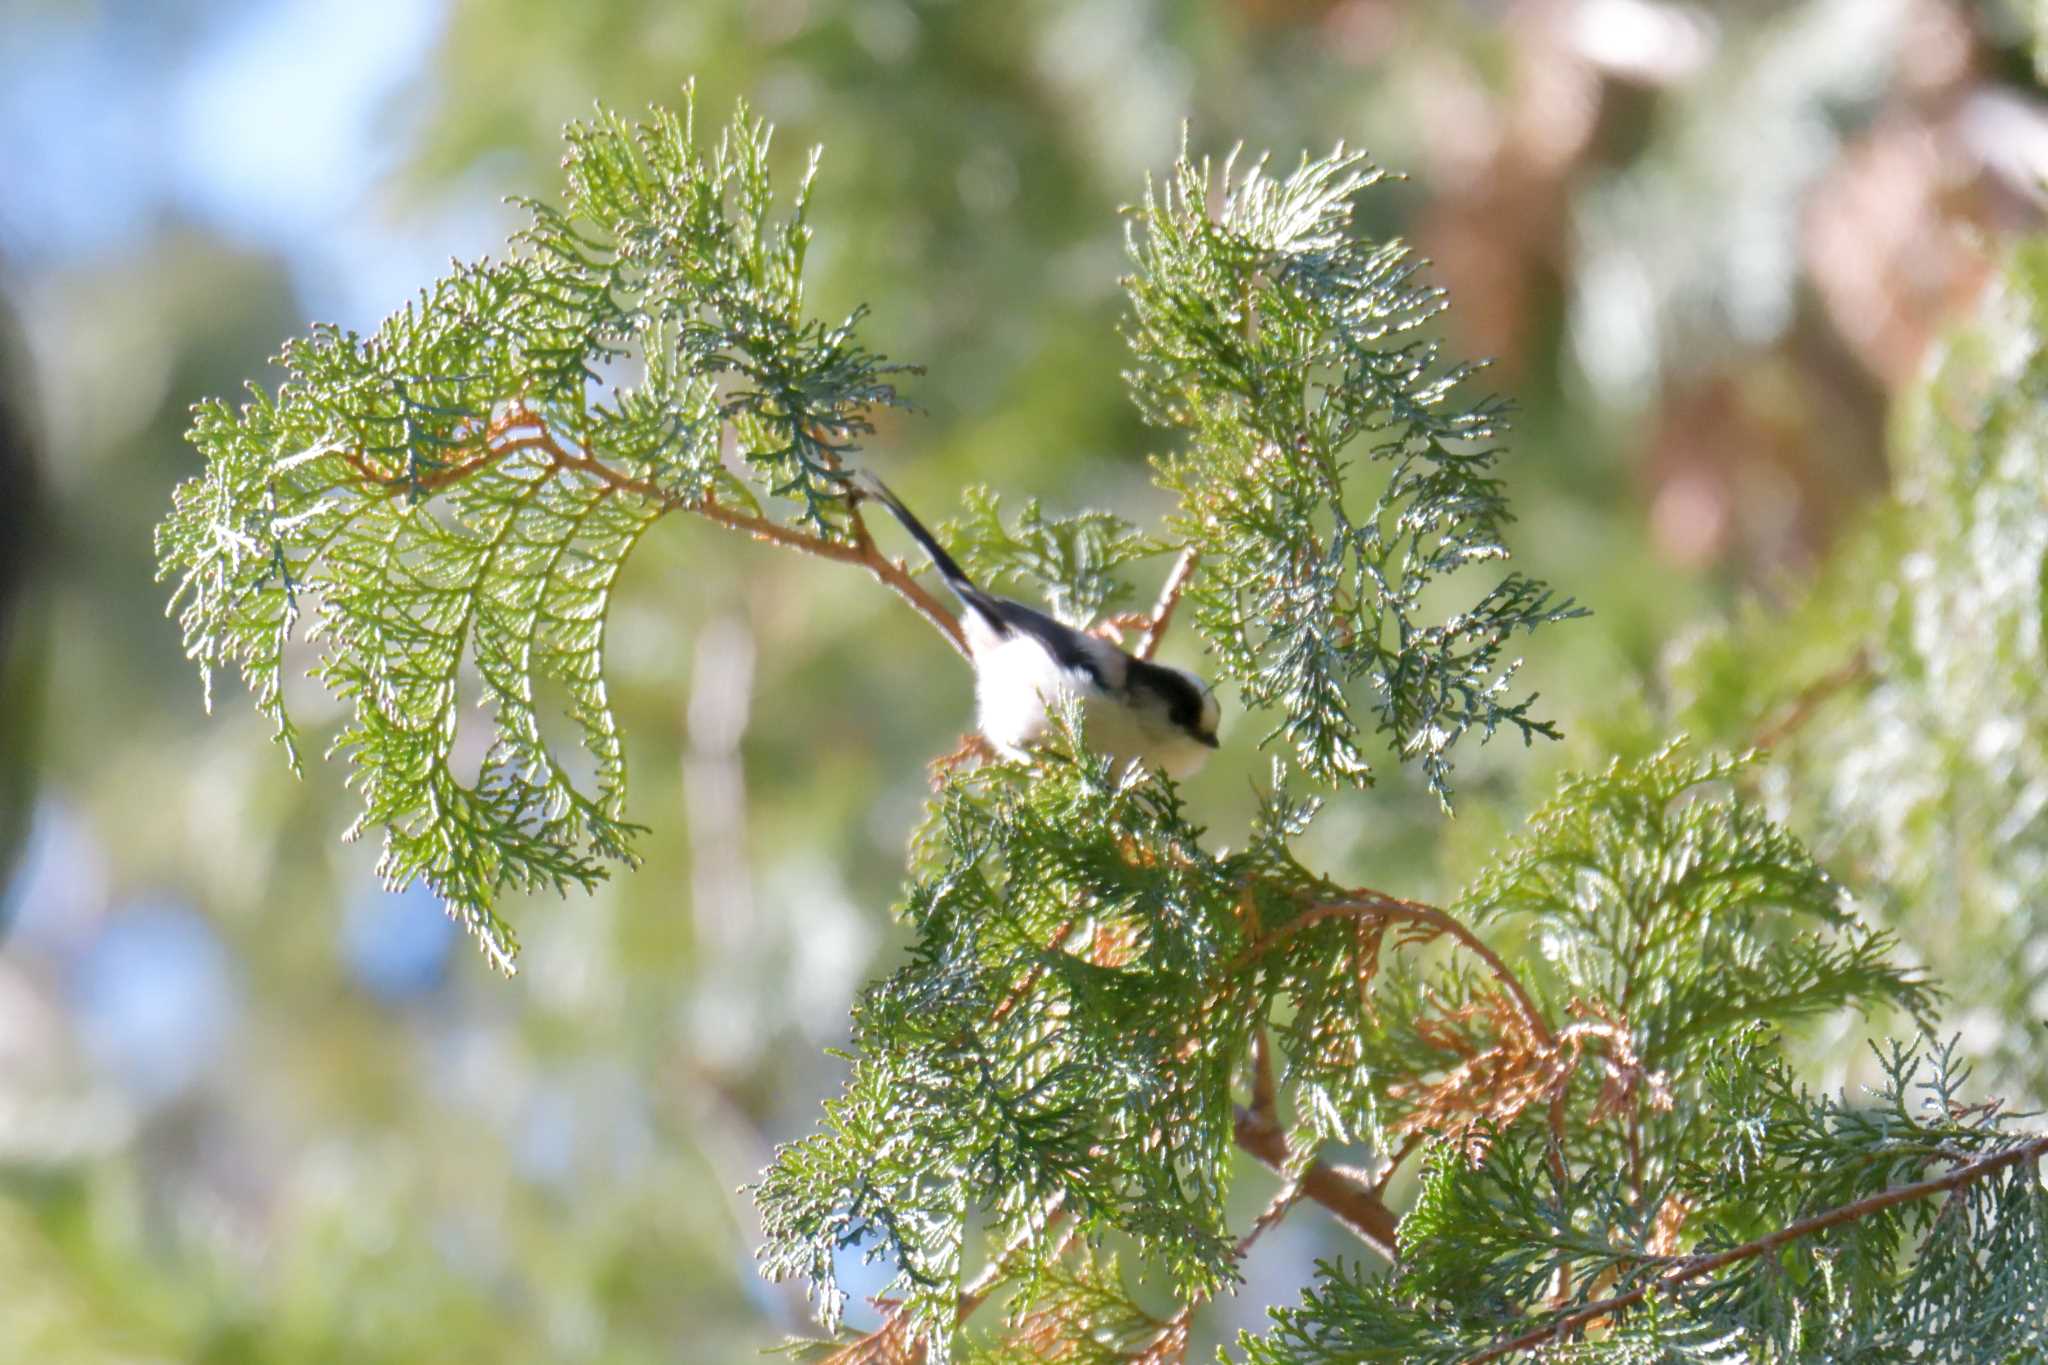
[987,920,1078,1028]
[1462,1131,2048,1363]
[1238,1175,1308,1259]
[827,1117,1405,1364]
[337,428,553,495]
[1136,547,1200,661]
[818,928,1088,1362]
[694,493,968,658]
[841,498,970,659]
[818,1314,921,1365]
[1234,1103,1400,1259]
[1250,1023,1278,1124]
[540,439,682,507]
[1218,920,1407,1263]
[1356,1131,1425,1195]
[957,1202,1071,1320]
[1131,1316,1189,1365]
[1227,889,1567,1226]
[823,1204,1072,1365]
[485,415,972,659]
[1232,890,1570,1184]
[335,406,970,658]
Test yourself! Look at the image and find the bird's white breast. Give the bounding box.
[973,631,1080,757]
[970,629,1211,779]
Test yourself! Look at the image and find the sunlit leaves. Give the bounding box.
[153,88,2027,1365]
[1684,1034,2048,1359]
[1124,144,1582,800]
[1264,743,1931,1190]
[964,1250,1169,1364]
[1459,743,1931,1077]
[539,96,915,527]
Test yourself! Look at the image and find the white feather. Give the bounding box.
[969,625,1214,779]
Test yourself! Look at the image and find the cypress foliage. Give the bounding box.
[159,98,2048,1362]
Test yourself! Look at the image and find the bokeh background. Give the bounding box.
[5,0,2048,1359]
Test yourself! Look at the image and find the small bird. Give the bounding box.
[850,473,1221,779]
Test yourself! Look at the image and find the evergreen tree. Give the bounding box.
[158,96,2048,1362]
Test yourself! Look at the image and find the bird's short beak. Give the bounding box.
[1198,732,1220,749]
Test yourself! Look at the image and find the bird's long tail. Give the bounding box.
[847,471,999,620]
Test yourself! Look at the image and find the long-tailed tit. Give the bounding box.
[850,473,1221,778]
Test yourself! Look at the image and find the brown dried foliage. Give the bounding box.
[1389,994,1670,1161]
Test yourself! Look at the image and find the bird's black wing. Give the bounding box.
[985,597,1118,689]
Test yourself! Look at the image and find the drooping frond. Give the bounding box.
[1459,743,1934,1075]
[157,91,912,966]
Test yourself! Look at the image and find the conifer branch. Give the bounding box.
[819,1206,1076,1364]
[1125,143,1583,798]
[955,1206,1073,1321]
[340,396,972,659]
[1234,1104,1400,1258]
[1462,1131,2048,1363]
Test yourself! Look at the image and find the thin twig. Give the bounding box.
[816,1318,920,1365]
[1232,890,1567,1182]
[827,1129,1397,1363]
[1136,547,1200,661]
[1359,1131,1425,1195]
[694,493,968,658]
[1231,892,1553,1049]
[820,925,1086,1362]
[1134,1176,1305,1364]
[473,414,971,658]
[1752,648,1871,751]
[987,920,1078,1028]
[1462,1131,2048,1363]
[1131,1315,1189,1364]
[957,1201,1072,1320]
[337,428,552,495]
[1235,1174,1308,1258]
